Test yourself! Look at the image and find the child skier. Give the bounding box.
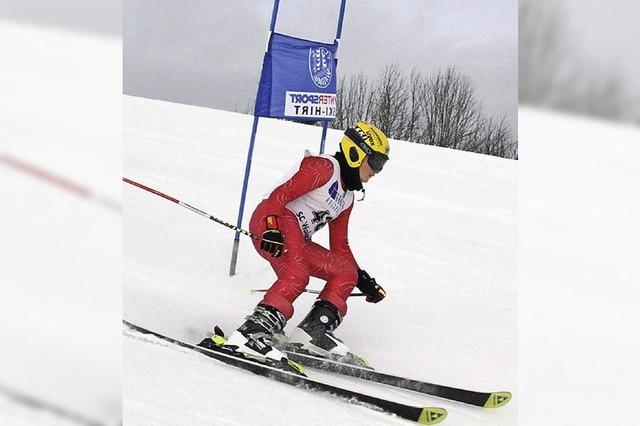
[207,121,389,372]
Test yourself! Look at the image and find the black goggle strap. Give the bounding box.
[345,127,373,156]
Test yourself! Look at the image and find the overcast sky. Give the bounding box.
[3,0,638,127]
[123,0,518,131]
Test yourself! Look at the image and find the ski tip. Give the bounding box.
[483,391,512,408]
[418,407,447,425]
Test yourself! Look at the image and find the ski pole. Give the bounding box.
[1,154,121,213]
[248,288,366,297]
[123,177,281,245]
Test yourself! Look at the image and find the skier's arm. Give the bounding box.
[263,156,334,216]
[330,205,386,303]
[328,203,359,270]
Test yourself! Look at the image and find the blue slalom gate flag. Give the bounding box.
[255,33,338,121]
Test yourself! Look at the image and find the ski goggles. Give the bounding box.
[367,152,388,173]
[344,127,389,173]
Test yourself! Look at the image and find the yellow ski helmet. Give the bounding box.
[340,121,390,172]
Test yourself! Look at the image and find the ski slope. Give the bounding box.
[1,21,121,425]
[123,95,517,425]
[518,107,640,425]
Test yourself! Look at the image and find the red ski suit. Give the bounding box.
[249,156,359,320]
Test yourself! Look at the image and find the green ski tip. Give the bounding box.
[483,391,512,408]
[418,407,447,425]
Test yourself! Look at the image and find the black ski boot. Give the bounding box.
[287,300,369,367]
[199,304,304,375]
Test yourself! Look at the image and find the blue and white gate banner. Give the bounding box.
[254,33,337,120]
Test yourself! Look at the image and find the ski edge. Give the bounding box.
[122,320,447,425]
[284,349,511,408]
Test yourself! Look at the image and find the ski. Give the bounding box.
[283,350,511,408]
[123,321,447,425]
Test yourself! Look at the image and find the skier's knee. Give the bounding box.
[328,264,358,284]
[344,266,358,285]
[290,273,310,296]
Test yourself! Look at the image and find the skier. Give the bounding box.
[207,122,389,371]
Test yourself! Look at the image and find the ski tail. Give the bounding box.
[483,391,512,408]
[418,407,448,425]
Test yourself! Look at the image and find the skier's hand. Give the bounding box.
[356,269,386,303]
[260,216,285,258]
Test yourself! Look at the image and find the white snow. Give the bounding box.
[123,96,517,425]
[518,107,640,425]
[0,21,121,425]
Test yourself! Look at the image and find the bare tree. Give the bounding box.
[372,64,408,139]
[475,116,513,157]
[334,75,348,130]
[417,67,479,150]
[401,68,424,142]
[332,65,518,159]
[334,73,375,129]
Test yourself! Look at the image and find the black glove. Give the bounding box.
[260,216,285,258]
[356,269,386,303]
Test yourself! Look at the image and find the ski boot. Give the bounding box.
[198,304,305,376]
[286,299,370,368]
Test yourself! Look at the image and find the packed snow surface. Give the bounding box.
[1,21,121,426]
[123,95,517,425]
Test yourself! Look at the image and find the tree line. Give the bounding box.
[331,65,518,159]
